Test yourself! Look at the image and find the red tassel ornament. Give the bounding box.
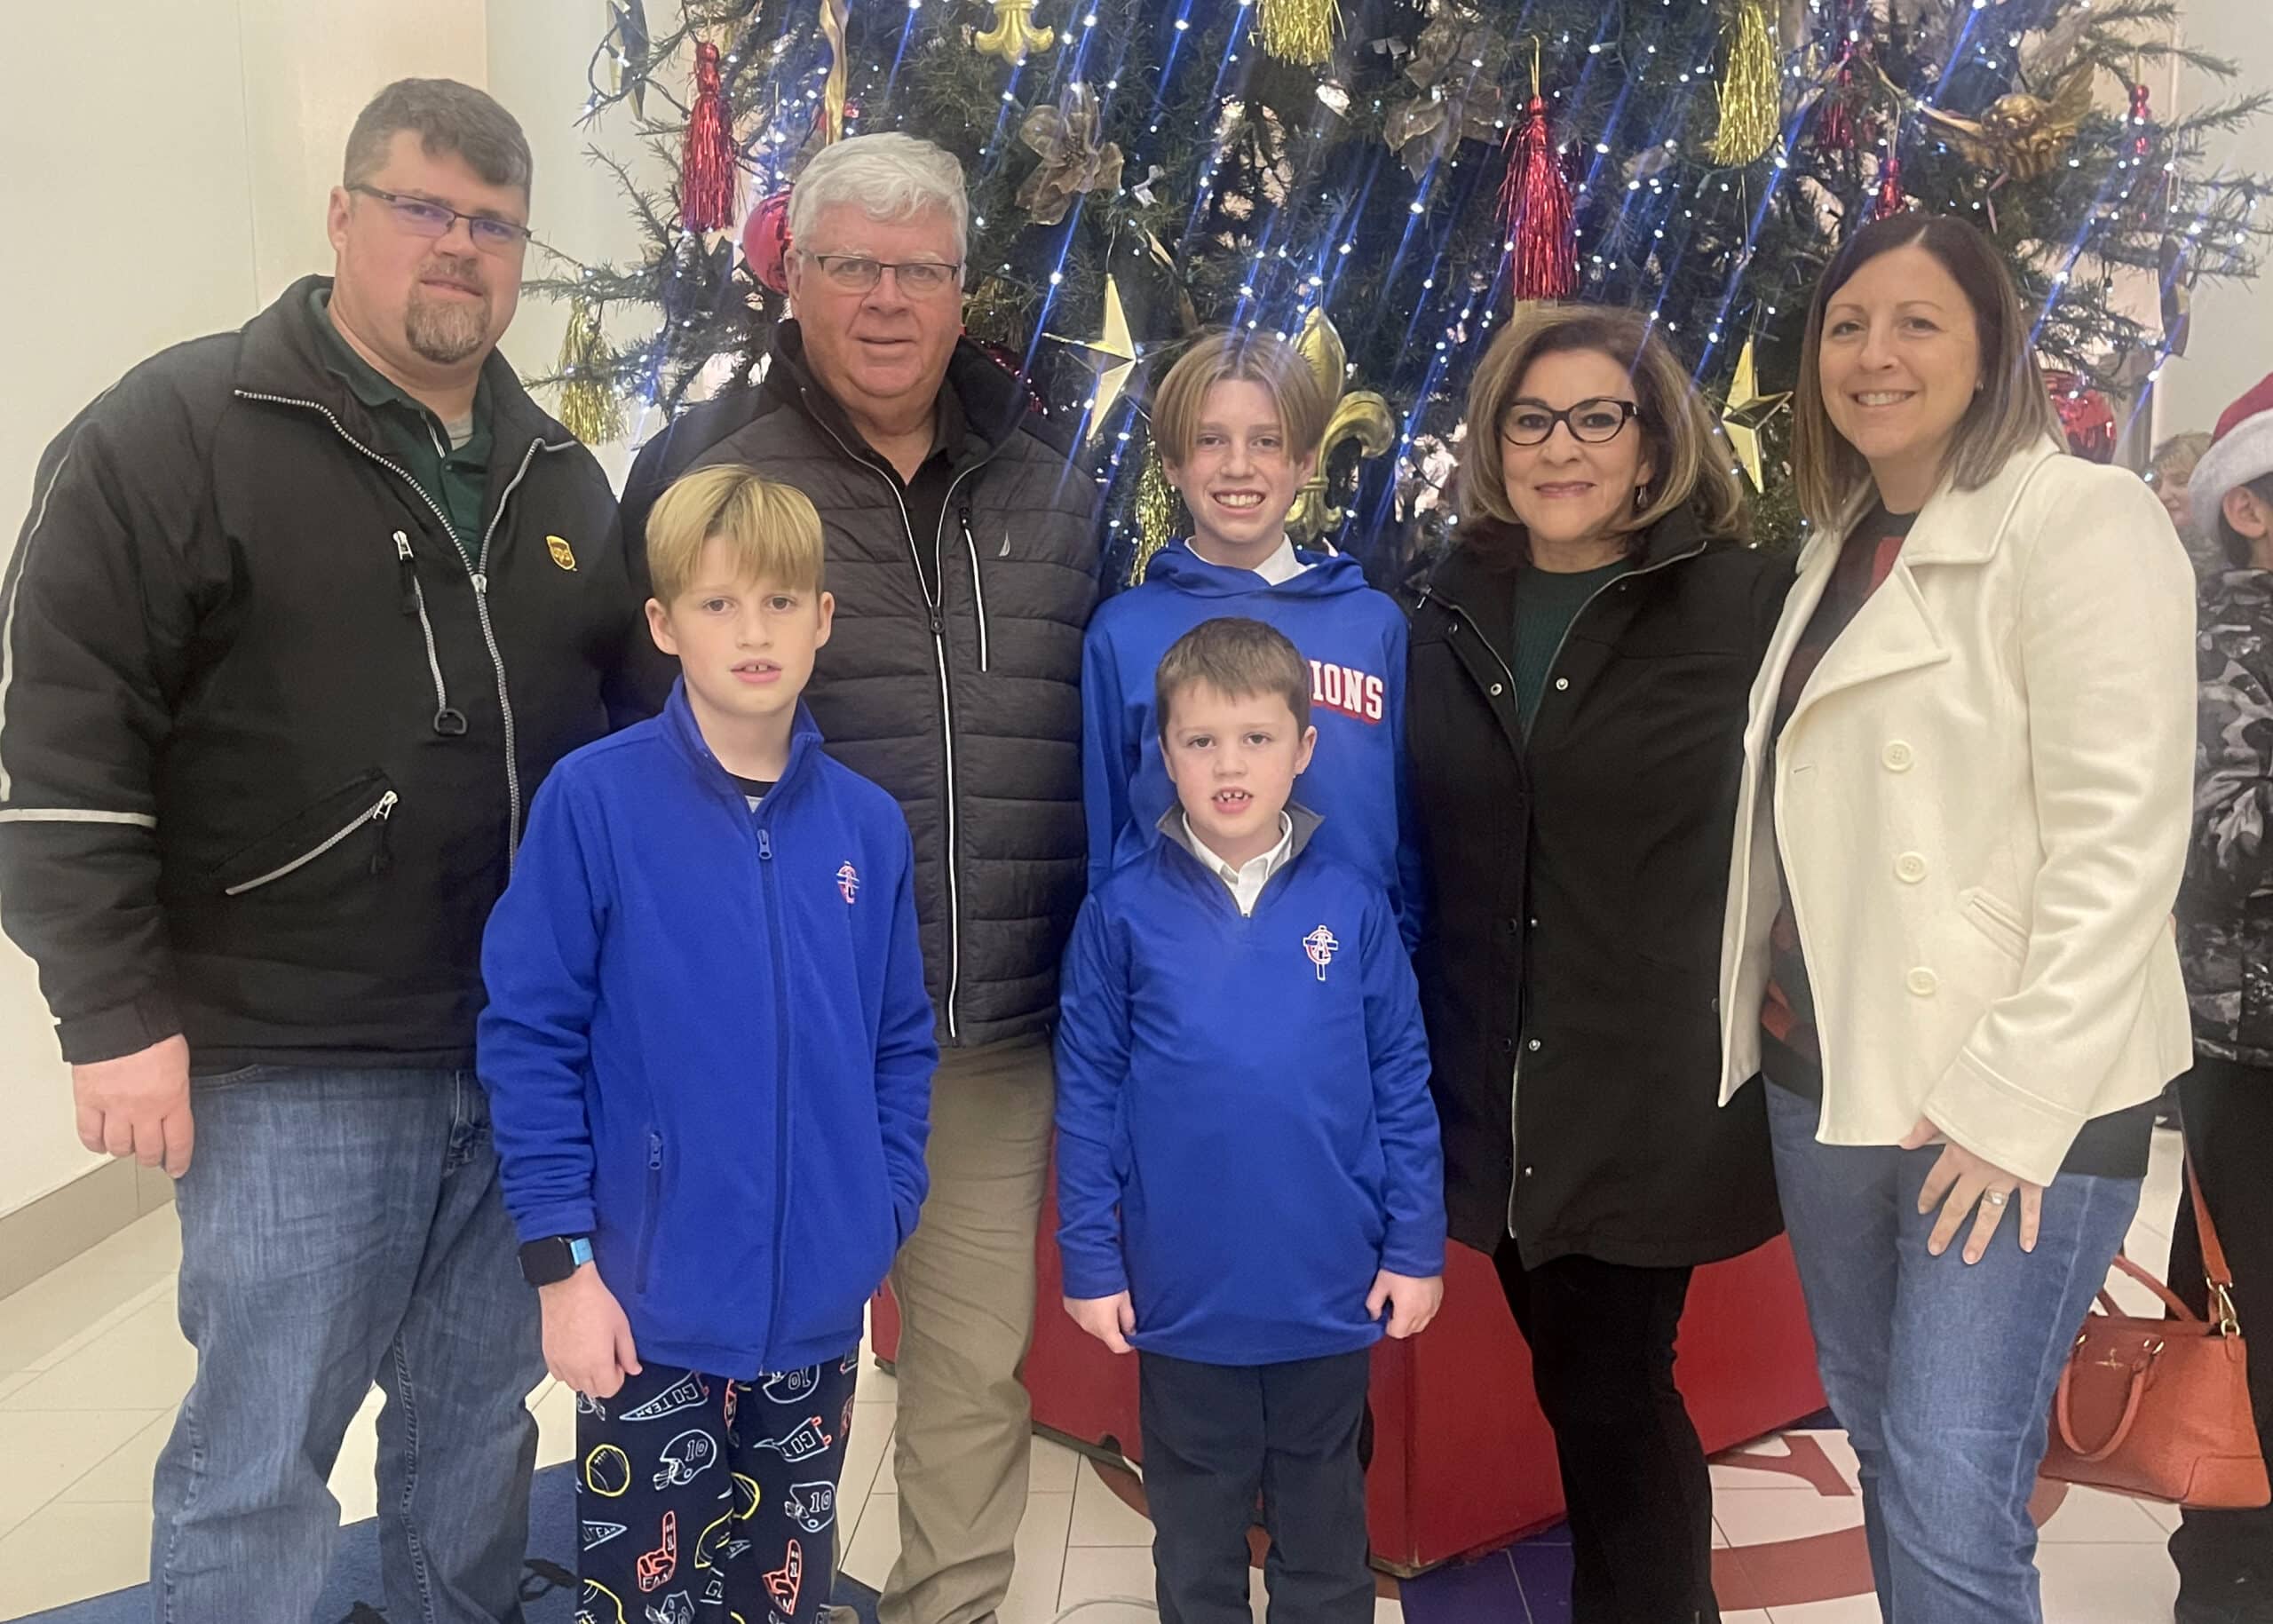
[1499,55,1577,302]
[1869,147,1908,221]
[680,40,739,232]
[1818,56,1857,153]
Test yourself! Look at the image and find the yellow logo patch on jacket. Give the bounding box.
[546,535,577,572]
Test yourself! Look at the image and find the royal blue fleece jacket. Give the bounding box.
[479,681,937,1379]
[1081,541,1423,946]
[1054,811,1445,1365]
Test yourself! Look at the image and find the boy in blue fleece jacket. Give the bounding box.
[1056,617,1445,1624]
[1082,330,1422,942]
[479,467,935,1624]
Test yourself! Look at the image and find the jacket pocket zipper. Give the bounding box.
[634,1131,663,1295]
[223,790,398,896]
[395,533,468,735]
[961,506,992,673]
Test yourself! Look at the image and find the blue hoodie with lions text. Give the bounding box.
[1080,541,1422,944]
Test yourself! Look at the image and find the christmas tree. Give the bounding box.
[530,0,2273,568]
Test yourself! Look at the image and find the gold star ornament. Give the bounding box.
[1721,337,1791,492]
[1046,273,1139,443]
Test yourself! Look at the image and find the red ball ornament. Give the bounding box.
[2044,370,2118,463]
[741,189,794,294]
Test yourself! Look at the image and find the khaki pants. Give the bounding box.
[880,1034,1056,1624]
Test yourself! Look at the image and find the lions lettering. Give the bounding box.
[1307,660,1385,724]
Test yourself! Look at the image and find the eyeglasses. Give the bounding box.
[804,253,962,297]
[351,186,533,254]
[1501,398,1642,448]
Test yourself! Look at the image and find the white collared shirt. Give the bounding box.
[1184,812,1295,915]
[1188,535,1307,586]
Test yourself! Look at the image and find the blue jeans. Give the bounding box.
[151,1066,543,1623]
[1764,1083,2141,1624]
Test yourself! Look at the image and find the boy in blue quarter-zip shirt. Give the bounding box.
[1082,330,1422,944]
[1057,617,1445,1624]
[479,466,935,1624]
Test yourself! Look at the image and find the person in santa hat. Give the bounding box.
[2172,369,2273,1624]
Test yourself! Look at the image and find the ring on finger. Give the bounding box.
[1984,1190,2008,1208]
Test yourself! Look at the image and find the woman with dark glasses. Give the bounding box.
[1405,304,1791,1624]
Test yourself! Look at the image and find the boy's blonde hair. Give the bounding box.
[645,464,826,603]
[1154,617,1312,739]
[1150,330,1331,469]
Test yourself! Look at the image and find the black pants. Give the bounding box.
[2169,1052,2273,1612]
[1137,1348,1374,1624]
[1495,1243,1720,1624]
[574,1349,858,1621]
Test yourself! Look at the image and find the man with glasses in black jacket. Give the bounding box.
[0,79,661,1621]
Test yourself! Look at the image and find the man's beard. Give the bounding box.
[404,256,492,366]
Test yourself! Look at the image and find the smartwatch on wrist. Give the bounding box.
[519,1235,593,1287]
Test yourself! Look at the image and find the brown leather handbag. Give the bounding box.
[2039,1153,2269,1508]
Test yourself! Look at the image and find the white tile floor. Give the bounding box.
[0,1128,2196,1621]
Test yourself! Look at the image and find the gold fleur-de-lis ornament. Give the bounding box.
[1287,307,1397,543]
[972,0,1056,64]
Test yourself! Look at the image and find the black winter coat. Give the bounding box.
[0,276,660,1070]
[621,323,1102,1048]
[1406,507,1790,1266]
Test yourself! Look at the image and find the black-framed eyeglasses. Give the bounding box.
[351,185,533,254]
[804,253,962,297]
[1500,397,1642,448]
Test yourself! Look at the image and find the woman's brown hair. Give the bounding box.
[1457,304,1749,560]
[1792,213,2060,529]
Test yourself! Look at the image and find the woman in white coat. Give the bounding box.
[1716,213,2198,1622]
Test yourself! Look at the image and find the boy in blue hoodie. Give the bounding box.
[1083,330,1422,940]
[1056,617,1445,1624]
[479,467,935,1624]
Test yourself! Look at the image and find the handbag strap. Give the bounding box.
[2185,1148,2244,1335]
[2106,1251,2199,1321]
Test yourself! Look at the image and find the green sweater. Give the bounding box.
[1512,557,1631,734]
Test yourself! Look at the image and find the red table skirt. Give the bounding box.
[871,1180,1826,1572]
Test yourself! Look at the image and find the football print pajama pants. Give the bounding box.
[574,1349,859,1623]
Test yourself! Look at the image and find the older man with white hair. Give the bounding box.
[622,132,1101,1624]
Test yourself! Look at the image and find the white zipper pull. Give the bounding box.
[394,531,413,560]
[374,790,399,820]
[471,572,488,595]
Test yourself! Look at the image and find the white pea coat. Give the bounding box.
[1716,439,2198,1184]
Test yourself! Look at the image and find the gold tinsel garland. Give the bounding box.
[1708,0,1780,166]
[1255,0,1340,68]
[1130,440,1181,585]
[557,297,625,446]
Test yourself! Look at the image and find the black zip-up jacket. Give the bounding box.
[0,276,661,1071]
[1405,507,1791,1266]
[621,323,1102,1050]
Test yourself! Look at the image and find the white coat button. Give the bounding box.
[1555,677,1570,691]
[1882,741,1915,772]
[1490,682,1505,696]
[1906,967,1940,997]
[1527,1038,1543,1052]
[1895,852,1928,883]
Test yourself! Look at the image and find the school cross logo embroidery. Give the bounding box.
[546,534,578,571]
[1303,924,1340,981]
[836,861,860,904]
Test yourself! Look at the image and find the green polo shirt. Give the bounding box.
[310,287,492,566]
